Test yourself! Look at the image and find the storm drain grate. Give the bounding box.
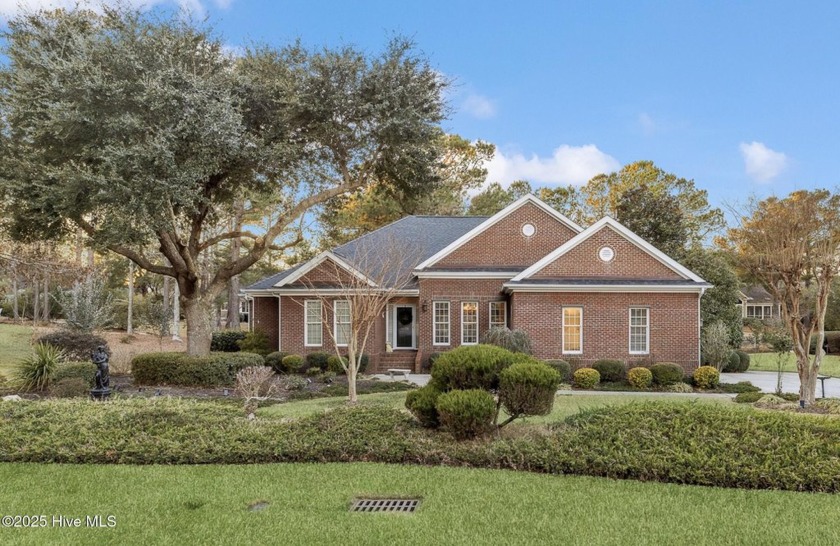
[350,498,420,513]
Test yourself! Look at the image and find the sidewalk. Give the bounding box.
[720,371,839,397]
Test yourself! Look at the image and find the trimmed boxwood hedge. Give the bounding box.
[210,331,246,352]
[649,363,685,386]
[131,352,265,386]
[592,359,625,382]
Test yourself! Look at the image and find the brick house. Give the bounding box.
[243,194,711,373]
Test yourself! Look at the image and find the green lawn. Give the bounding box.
[0,323,35,379]
[260,390,733,422]
[747,352,840,376]
[0,462,836,545]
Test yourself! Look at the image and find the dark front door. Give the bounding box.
[395,306,415,349]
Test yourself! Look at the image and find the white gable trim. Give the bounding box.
[415,194,583,270]
[274,251,377,287]
[511,217,707,283]
[503,283,708,294]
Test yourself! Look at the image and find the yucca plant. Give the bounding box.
[15,343,66,392]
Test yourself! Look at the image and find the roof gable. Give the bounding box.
[416,194,583,270]
[274,251,376,287]
[512,217,706,283]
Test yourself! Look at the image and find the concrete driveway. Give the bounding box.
[721,371,840,398]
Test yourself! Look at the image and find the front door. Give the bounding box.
[393,305,415,349]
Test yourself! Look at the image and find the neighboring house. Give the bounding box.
[243,194,711,373]
[737,285,782,320]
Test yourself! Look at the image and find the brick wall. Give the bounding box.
[511,291,700,372]
[252,296,279,350]
[532,225,683,280]
[437,201,578,268]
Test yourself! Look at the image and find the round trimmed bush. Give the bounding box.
[305,352,331,372]
[405,384,442,428]
[305,367,321,377]
[592,359,625,382]
[650,363,685,386]
[499,361,560,418]
[264,351,290,373]
[666,382,695,393]
[210,330,246,352]
[736,350,750,372]
[52,362,97,387]
[734,391,764,403]
[722,351,741,373]
[545,360,571,382]
[36,331,109,362]
[627,367,653,389]
[281,355,304,373]
[573,368,600,389]
[693,366,720,390]
[435,389,496,440]
[327,355,348,373]
[430,344,518,391]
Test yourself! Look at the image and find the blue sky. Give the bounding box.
[3,1,839,214]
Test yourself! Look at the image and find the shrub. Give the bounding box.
[592,359,625,382]
[264,351,290,373]
[573,368,600,389]
[719,381,760,394]
[498,361,560,420]
[722,351,741,373]
[319,371,336,383]
[435,389,496,440]
[666,382,694,393]
[327,355,347,373]
[281,355,305,374]
[280,375,307,391]
[305,367,321,377]
[305,352,331,372]
[50,378,90,398]
[35,331,109,362]
[545,360,571,382]
[131,352,263,387]
[405,384,442,428]
[736,350,751,372]
[431,344,518,391]
[211,331,246,352]
[627,367,653,389]
[356,354,369,374]
[693,366,720,390]
[480,327,533,354]
[14,343,66,391]
[734,391,764,403]
[234,366,276,414]
[702,321,731,370]
[237,330,272,356]
[425,353,442,372]
[809,331,840,354]
[55,274,114,331]
[52,362,97,387]
[323,381,414,397]
[650,363,685,386]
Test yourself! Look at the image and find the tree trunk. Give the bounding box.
[172,281,182,342]
[12,274,19,320]
[226,201,244,329]
[799,365,818,405]
[347,341,359,404]
[43,274,50,322]
[32,278,40,325]
[127,260,135,334]
[163,276,171,310]
[183,297,213,356]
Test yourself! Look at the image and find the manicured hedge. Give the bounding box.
[498,361,560,418]
[264,351,290,373]
[435,389,496,440]
[545,360,571,382]
[649,363,685,386]
[627,367,653,389]
[573,368,600,389]
[210,331,246,352]
[430,344,518,391]
[131,352,264,386]
[592,359,625,382]
[3,399,840,492]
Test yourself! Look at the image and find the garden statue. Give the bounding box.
[90,345,111,400]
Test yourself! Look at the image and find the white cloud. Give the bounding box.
[739,141,788,182]
[638,112,656,135]
[0,0,228,18]
[462,94,497,119]
[484,144,620,188]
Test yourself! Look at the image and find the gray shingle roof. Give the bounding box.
[505,278,711,287]
[245,216,488,291]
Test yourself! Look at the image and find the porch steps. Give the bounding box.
[374,351,418,374]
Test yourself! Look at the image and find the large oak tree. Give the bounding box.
[0,7,447,354]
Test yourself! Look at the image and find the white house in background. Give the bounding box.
[737,285,781,320]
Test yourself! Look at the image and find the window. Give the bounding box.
[433,301,450,346]
[461,302,478,345]
[333,300,351,346]
[305,300,322,347]
[489,301,507,329]
[746,305,773,319]
[562,307,582,354]
[629,308,649,354]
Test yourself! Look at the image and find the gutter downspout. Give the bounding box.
[698,287,707,366]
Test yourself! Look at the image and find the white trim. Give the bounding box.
[274,251,377,288]
[414,270,518,279]
[304,300,323,347]
[562,306,583,355]
[504,283,708,293]
[629,307,650,355]
[461,301,479,345]
[333,300,351,347]
[416,194,583,270]
[511,217,707,283]
[245,288,420,297]
[392,304,417,349]
[432,301,451,346]
[489,301,507,329]
[276,296,282,351]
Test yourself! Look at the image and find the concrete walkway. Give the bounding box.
[372,373,430,386]
[721,371,840,398]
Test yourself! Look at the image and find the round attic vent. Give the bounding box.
[598,246,615,262]
[522,223,536,237]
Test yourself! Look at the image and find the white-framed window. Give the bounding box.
[433,301,450,346]
[489,301,507,329]
[333,300,351,347]
[304,300,322,347]
[629,307,650,355]
[746,304,773,319]
[562,307,582,354]
[461,301,478,345]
